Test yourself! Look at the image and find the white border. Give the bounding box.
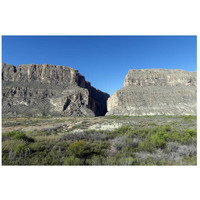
[0,0,199,200]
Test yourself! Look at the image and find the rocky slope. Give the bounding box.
[106,69,197,116]
[2,63,110,117]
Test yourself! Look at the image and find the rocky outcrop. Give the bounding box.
[123,69,196,87]
[2,63,110,117]
[106,69,197,116]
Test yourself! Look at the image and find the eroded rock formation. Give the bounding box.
[106,69,197,116]
[2,63,110,117]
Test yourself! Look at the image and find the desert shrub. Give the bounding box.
[125,125,171,139]
[40,123,66,135]
[150,132,168,148]
[64,156,83,165]
[135,152,166,165]
[111,136,141,150]
[136,152,156,164]
[136,141,197,165]
[86,141,109,158]
[166,142,180,152]
[62,131,108,141]
[28,143,46,152]
[55,119,65,123]
[3,143,33,163]
[135,126,195,151]
[14,144,27,154]
[102,156,118,165]
[2,115,197,166]
[168,131,181,143]
[149,125,171,134]
[174,144,197,157]
[118,157,136,165]
[184,129,196,137]
[113,125,132,135]
[66,140,109,163]
[85,155,103,165]
[182,155,197,165]
[148,122,157,126]
[117,146,136,157]
[23,149,65,165]
[138,140,155,153]
[106,146,118,157]
[2,131,22,141]
[25,150,49,165]
[126,128,150,138]
[68,140,87,157]
[182,115,196,121]
[2,131,34,142]
[136,150,175,165]
[2,139,26,153]
[8,149,17,162]
[12,132,34,142]
[106,115,129,120]
[127,138,141,147]
[2,131,16,139]
[110,136,127,150]
[43,151,64,165]
[140,156,158,165]
[167,130,196,144]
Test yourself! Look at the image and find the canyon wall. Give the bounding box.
[2,63,110,117]
[106,69,197,116]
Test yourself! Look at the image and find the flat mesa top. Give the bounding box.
[2,63,76,71]
[123,68,196,87]
[128,68,196,73]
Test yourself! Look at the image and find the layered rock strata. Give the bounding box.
[2,63,109,117]
[106,69,196,116]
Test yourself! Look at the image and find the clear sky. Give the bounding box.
[2,36,197,95]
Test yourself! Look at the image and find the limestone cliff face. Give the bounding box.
[2,63,109,117]
[106,69,197,116]
[123,69,197,87]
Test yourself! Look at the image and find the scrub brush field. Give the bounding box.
[2,115,197,165]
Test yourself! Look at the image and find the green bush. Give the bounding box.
[184,129,196,137]
[138,140,155,152]
[141,156,156,165]
[68,140,87,157]
[14,144,27,154]
[85,155,103,165]
[182,115,196,121]
[168,130,195,144]
[64,156,83,165]
[127,128,150,138]
[150,132,167,148]
[28,143,46,152]
[118,157,136,165]
[148,122,157,126]
[87,141,109,157]
[1,116,197,166]
[3,131,34,143]
[182,155,197,165]
[102,156,118,165]
[114,125,132,135]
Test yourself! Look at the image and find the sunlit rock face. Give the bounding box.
[106,69,196,116]
[2,63,109,117]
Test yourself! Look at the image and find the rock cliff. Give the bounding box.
[106,69,196,116]
[2,63,110,117]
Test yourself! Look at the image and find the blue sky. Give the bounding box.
[2,36,197,95]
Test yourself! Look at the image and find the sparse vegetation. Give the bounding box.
[1,115,197,165]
